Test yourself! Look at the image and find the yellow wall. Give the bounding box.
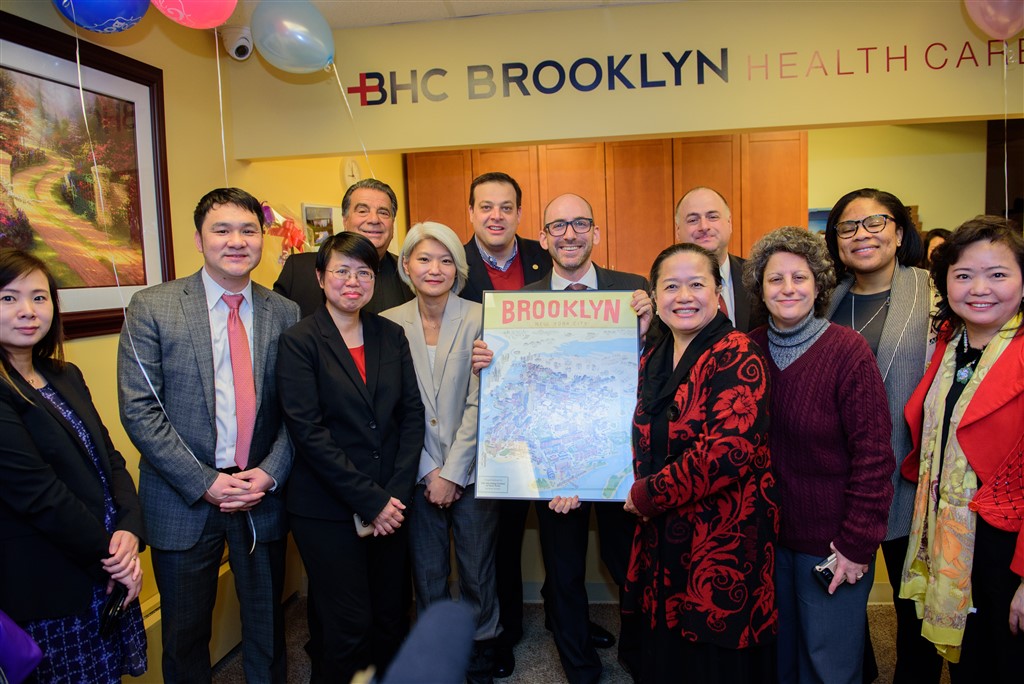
[809,122,988,230]
[239,152,407,287]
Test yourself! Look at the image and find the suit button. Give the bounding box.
[430,419,437,426]
[369,421,377,429]
[372,451,380,459]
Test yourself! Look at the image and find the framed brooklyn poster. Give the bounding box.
[476,290,639,501]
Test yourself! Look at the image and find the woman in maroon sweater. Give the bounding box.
[624,243,778,683]
[743,227,895,684]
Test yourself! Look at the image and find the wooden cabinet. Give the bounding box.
[606,139,674,277]
[537,143,608,264]
[739,131,808,254]
[405,150,473,240]
[406,131,807,275]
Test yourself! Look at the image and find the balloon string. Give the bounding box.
[67,1,108,231]
[331,63,376,179]
[215,29,229,188]
[1001,40,1008,220]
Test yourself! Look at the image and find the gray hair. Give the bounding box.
[398,222,470,295]
[743,227,836,318]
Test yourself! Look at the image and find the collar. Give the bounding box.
[201,267,253,310]
[475,236,519,272]
[550,263,598,290]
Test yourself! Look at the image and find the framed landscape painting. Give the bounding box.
[0,11,173,337]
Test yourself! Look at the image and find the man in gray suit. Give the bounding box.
[674,186,765,332]
[525,193,652,684]
[118,188,300,683]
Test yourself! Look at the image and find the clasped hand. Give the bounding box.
[203,468,273,512]
[102,530,142,604]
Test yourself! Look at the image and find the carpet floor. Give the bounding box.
[211,597,952,683]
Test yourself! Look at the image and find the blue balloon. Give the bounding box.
[251,0,335,74]
[52,0,149,33]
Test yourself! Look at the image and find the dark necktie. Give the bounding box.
[565,283,588,291]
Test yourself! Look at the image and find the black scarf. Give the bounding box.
[637,312,734,475]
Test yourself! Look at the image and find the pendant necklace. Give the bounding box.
[955,328,982,384]
[851,293,890,334]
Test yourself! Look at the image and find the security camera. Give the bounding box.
[220,26,253,62]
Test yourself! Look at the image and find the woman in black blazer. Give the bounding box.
[277,233,424,684]
[0,249,146,682]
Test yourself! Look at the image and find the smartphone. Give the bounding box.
[813,553,838,591]
[354,513,374,538]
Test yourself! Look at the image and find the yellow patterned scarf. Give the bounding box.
[899,319,1019,663]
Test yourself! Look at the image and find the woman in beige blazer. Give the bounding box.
[381,222,499,683]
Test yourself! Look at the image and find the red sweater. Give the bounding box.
[750,323,895,564]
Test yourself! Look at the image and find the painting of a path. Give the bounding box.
[1,65,146,288]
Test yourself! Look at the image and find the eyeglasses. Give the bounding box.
[326,267,375,283]
[834,214,896,239]
[544,217,595,237]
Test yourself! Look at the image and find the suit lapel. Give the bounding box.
[314,308,373,407]
[432,296,464,400]
[181,273,217,428]
[362,311,381,403]
[399,302,437,415]
[251,284,272,411]
[729,255,750,331]
[33,369,105,480]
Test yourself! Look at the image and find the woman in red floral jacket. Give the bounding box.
[624,243,778,683]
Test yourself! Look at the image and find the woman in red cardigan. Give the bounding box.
[900,216,1024,682]
[624,243,778,683]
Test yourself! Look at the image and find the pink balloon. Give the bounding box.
[151,0,238,30]
[964,0,1024,41]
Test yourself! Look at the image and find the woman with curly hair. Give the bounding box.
[744,227,894,684]
[623,242,778,683]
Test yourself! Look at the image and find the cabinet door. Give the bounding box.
[673,135,743,255]
[471,147,541,240]
[537,142,607,264]
[606,139,674,277]
[405,150,473,241]
[739,131,808,254]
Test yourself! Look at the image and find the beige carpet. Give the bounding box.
[212,598,952,683]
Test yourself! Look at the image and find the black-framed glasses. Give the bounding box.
[326,267,375,283]
[544,217,595,237]
[835,214,896,239]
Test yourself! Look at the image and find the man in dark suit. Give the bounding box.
[674,186,765,332]
[524,192,652,684]
[457,172,551,678]
[273,178,414,316]
[118,188,300,683]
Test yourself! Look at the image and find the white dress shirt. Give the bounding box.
[550,263,599,291]
[201,268,255,470]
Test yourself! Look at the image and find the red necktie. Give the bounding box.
[718,293,729,317]
[565,283,588,291]
[222,294,255,470]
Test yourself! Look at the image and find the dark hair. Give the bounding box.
[469,172,522,208]
[743,227,836,319]
[341,178,398,216]
[920,228,953,269]
[0,249,65,380]
[649,242,722,292]
[824,188,923,280]
[315,232,380,275]
[193,187,264,231]
[930,215,1024,337]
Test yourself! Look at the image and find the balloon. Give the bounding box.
[964,0,1024,41]
[150,0,238,30]
[52,0,150,33]
[251,0,335,74]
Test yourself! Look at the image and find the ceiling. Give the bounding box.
[234,0,671,30]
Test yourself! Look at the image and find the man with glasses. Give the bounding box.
[673,186,764,332]
[274,178,414,316]
[523,192,653,684]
